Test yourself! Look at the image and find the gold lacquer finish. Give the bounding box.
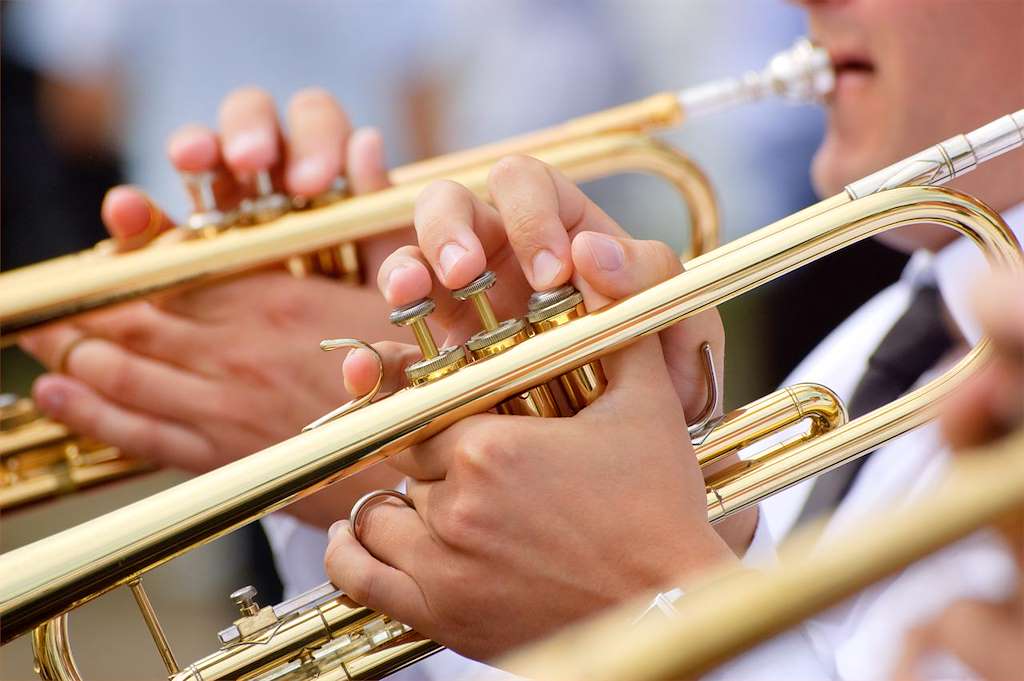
[3,110,1021,680]
[527,286,608,411]
[0,38,835,343]
[0,397,153,511]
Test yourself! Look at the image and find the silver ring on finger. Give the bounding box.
[349,489,415,545]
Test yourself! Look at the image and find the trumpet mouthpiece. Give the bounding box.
[677,38,834,118]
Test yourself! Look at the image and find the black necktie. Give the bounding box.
[796,285,955,524]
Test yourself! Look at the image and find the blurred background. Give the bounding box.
[1,0,907,678]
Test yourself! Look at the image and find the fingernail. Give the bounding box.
[36,383,67,414]
[224,129,276,167]
[439,242,468,279]
[328,519,350,541]
[584,233,624,272]
[531,249,564,287]
[384,264,411,300]
[288,156,331,193]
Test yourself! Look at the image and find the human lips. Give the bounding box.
[820,45,876,102]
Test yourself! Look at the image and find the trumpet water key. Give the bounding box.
[2,112,1021,680]
[0,38,832,344]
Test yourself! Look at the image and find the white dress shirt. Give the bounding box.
[264,204,1023,681]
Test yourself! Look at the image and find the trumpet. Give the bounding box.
[0,395,152,511]
[3,110,1021,680]
[501,427,1024,681]
[0,38,833,513]
[0,38,831,344]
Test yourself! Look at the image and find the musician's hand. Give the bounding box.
[324,157,743,659]
[19,88,410,527]
[892,271,1024,681]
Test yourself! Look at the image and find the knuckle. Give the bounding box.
[506,211,556,249]
[439,493,483,540]
[416,179,469,213]
[289,87,341,114]
[104,353,139,403]
[222,86,273,114]
[489,154,542,183]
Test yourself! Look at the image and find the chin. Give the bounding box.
[810,135,855,198]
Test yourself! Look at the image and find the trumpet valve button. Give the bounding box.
[388,298,436,326]
[452,271,499,331]
[526,285,584,324]
[180,171,236,234]
[242,170,290,223]
[230,585,260,617]
[451,271,497,300]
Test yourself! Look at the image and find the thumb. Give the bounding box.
[100,185,175,252]
[571,231,723,421]
[342,340,423,397]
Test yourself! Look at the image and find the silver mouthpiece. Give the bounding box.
[846,109,1024,199]
[677,38,834,118]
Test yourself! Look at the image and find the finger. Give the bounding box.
[571,231,724,421]
[219,87,280,179]
[167,123,243,211]
[413,179,505,289]
[349,126,416,277]
[18,324,84,372]
[347,127,390,194]
[342,341,422,397]
[375,246,487,341]
[941,363,1019,449]
[167,123,221,172]
[487,155,622,290]
[100,185,175,251]
[377,246,436,308]
[324,519,433,630]
[894,599,1023,681]
[61,337,226,425]
[388,414,505,482]
[284,87,350,197]
[31,373,214,469]
[972,271,1024,363]
[72,301,202,364]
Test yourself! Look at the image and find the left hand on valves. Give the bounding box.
[324,156,743,660]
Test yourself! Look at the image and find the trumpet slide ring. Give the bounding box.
[349,489,416,545]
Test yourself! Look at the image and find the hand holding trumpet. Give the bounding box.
[325,156,755,659]
[19,88,412,527]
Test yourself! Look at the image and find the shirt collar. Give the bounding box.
[905,202,1024,344]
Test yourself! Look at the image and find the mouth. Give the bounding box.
[826,49,876,99]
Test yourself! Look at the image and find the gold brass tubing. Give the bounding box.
[470,296,499,332]
[31,615,79,681]
[2,188,1018,646]
[127,579,179,675]
[390,93,684,185]
[695,384,846,469]
[468,322,561,417]
[529,300,607,411]
[0,132,717,343]
[168,593,440,681]
[409,320,439,360]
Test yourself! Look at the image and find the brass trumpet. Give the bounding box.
[0,38,831,343]
[0,38,832,512]
[2,111,1021,680]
